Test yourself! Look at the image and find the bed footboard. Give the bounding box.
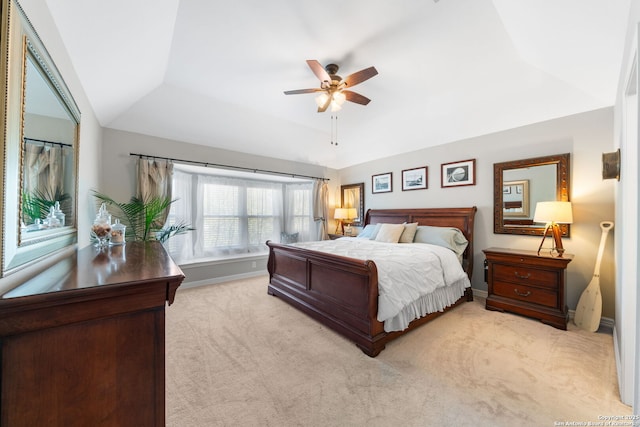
[266,241,387,356]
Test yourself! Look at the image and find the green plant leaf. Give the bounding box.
[92,190,193,242]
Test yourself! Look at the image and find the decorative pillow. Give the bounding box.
[399,222,419,243]
[413,225,468,256]
[357,223,382,240]
[280,232,299,244]
[374,223,405,243]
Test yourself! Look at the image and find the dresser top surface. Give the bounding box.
[2,241,184,300]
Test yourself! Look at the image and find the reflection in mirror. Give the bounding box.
[341,183,364,227]
[20,53,77,242]
[1,0,80,276]
[503,180,530,218]
[494,154,570,236]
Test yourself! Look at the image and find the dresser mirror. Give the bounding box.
[341,182,364,227]
[1,0,80,276]
[494,153,570,236]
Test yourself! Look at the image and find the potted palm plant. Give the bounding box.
[92,191,192,243]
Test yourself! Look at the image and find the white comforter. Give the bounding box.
[290,238,470,331]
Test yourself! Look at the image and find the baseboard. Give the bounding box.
[472,288,488,299]
[181,271,267,290]
[471,288,614,332]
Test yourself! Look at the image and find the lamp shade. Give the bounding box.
[334,208,349,220]
[345,208,357,220]
[533,201,573,224]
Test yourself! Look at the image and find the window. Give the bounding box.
[284,183,314,241]
[164,165,318,264]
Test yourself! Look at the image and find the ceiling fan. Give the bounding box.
[284,60,378,113]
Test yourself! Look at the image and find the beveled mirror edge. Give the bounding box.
[1,0,80,277]
[341,182,365,227]
[493,153,571,237]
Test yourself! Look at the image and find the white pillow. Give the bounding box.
[399,222,419,243]
[413,225,468,256]
[375,223,405,243]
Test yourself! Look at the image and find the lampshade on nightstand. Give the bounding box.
[533,201,573,257]
[334,208,358,235]
[334,208,347,234]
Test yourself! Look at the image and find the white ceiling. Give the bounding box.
[44,0,631,169]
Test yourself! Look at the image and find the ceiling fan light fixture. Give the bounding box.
[287,60,377,112]
[332,91,346,105]
[315,93,329,108]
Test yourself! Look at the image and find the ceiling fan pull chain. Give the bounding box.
[330,115,339,146]
[330,115,334,145]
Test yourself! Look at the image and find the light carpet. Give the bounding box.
[166,275,631,426]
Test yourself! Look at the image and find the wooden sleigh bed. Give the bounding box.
[266,207,477,357]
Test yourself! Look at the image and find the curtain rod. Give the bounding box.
[129,152,329,182]
[24,137,73,148]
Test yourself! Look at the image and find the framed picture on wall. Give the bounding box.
[402,166,427,191]
[372,172,392,193]
[441,159,476,188]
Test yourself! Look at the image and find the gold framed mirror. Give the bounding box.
[1,0,80,276]
[340,183,364,227]
[494,153,570,236]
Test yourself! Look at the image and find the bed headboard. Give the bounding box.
[364,207,478,279]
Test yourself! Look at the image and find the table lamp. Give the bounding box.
[533,201,573,257]
[334,208,348,234]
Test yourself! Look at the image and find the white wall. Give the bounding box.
[613,0,640,409]
[339,107,616,318]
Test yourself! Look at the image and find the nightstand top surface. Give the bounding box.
[483,247,574,261]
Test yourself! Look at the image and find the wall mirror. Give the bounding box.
[494,153,570,236]
[1,0,80,276]
[341,183,364,227]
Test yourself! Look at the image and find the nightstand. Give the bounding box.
[328,233,343,240]
[483,247,573,330]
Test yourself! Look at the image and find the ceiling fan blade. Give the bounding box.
[342,66,378,88]
[284,88,324,95]
[306,60,331,83]
[317,94,332,113]
[343,90,371,105]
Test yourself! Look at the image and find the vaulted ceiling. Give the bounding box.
[45,0,631,169]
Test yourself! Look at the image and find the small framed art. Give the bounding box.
[372,172,392,193]
[402,166,427,191]
[441,159,476,188]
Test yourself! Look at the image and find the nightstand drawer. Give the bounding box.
[493,281,557,308]
[493,264,557,289]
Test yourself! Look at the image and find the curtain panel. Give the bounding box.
[136,157,174,226]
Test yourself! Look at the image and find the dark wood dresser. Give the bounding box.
[0,241,184,426]
[484,247,572,330]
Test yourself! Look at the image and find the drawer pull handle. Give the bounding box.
[514,272,531,280]
[514,289,531,297]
